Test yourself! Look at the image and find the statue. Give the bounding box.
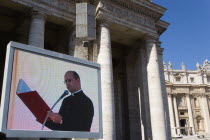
[168,61,172,69]
[181,62,185,70]
[196,62,200,70]
[163,61,167,69]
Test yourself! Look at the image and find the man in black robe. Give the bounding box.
[45,71,94,131]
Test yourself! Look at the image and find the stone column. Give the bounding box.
[201,94,210,136]
[157,43,171,140]
[173,95,180,135]
[28,10,47,48]
[145,37,167,140]
[139,46,153,140]
[168,93,176,136]
[97,22,116,140]
[186,94,195,135]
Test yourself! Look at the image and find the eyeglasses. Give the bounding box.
[64,79,72,84]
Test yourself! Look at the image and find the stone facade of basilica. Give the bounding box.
[165,61,210,138]
[0,0,170,140]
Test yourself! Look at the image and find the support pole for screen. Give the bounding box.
[0,132,6,139]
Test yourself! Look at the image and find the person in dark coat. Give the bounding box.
[45,71,94,131]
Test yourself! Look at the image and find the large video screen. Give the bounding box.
[0,41,102,138]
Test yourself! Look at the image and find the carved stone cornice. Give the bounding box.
[96,0,160,36]
[106,0,166,20]
[10,0,76,22]
[157,47,164,55]
[130,0,166,16]
[75,0,167,19]
[156,19,170,35]
[96,1,157,27]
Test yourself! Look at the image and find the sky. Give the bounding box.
[152,0,210,70]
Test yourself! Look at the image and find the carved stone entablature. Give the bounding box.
[191,93,202,98]
[130,0,166,17]
[71,0,98,5]
[199,93,210,97]
[110,0,163,19]
[157,47,164,55]
[96,0,158,36]
[10,0,76,22]
[185,93,193,97]
[173,93,185,98]
[156,20,170,35]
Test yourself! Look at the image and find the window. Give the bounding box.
[207,76,210,84]
[190,77,195,83]
[177,97,185,107]
[194,98,200,108]
[176,77,181,82]
[180,112,184,115]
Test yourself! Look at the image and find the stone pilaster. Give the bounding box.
[183,73,188,84]
[186,94,195,135]
[28,10,47,48]
[145,36,167,140]
[169,71,174,83]
[197,72,204,84]
[173,94,180,135]
[167,93,176,137]
[201,94,210,136]
[204,74,208,84]
[97,22,116,140]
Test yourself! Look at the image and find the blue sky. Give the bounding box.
[153,0,210,70]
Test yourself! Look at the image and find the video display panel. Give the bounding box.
[0,42,102,138]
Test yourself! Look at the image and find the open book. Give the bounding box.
[16,79,51,124]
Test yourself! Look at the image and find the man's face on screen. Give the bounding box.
[64,72,80,93]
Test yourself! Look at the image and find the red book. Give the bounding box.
[17,91,51,124]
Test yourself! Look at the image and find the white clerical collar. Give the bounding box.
[71,89,82,96]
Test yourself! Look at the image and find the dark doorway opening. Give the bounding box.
[180,119,187,135]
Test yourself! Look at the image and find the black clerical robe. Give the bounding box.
[45,90,94,131]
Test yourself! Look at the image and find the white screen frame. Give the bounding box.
[0,41,103,138]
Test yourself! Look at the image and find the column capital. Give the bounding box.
[185,93,192,97]
[98,20,110,28]
[167,92,173,97]
[30,10,47,21]
[173,93,178,98]
[200,93,210,97]
[144,36,158,43]
[28,9,46,48]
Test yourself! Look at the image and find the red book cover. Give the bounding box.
[17,91,51,124]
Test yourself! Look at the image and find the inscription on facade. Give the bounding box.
[102,1,155,28]
[40,0,75,11]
